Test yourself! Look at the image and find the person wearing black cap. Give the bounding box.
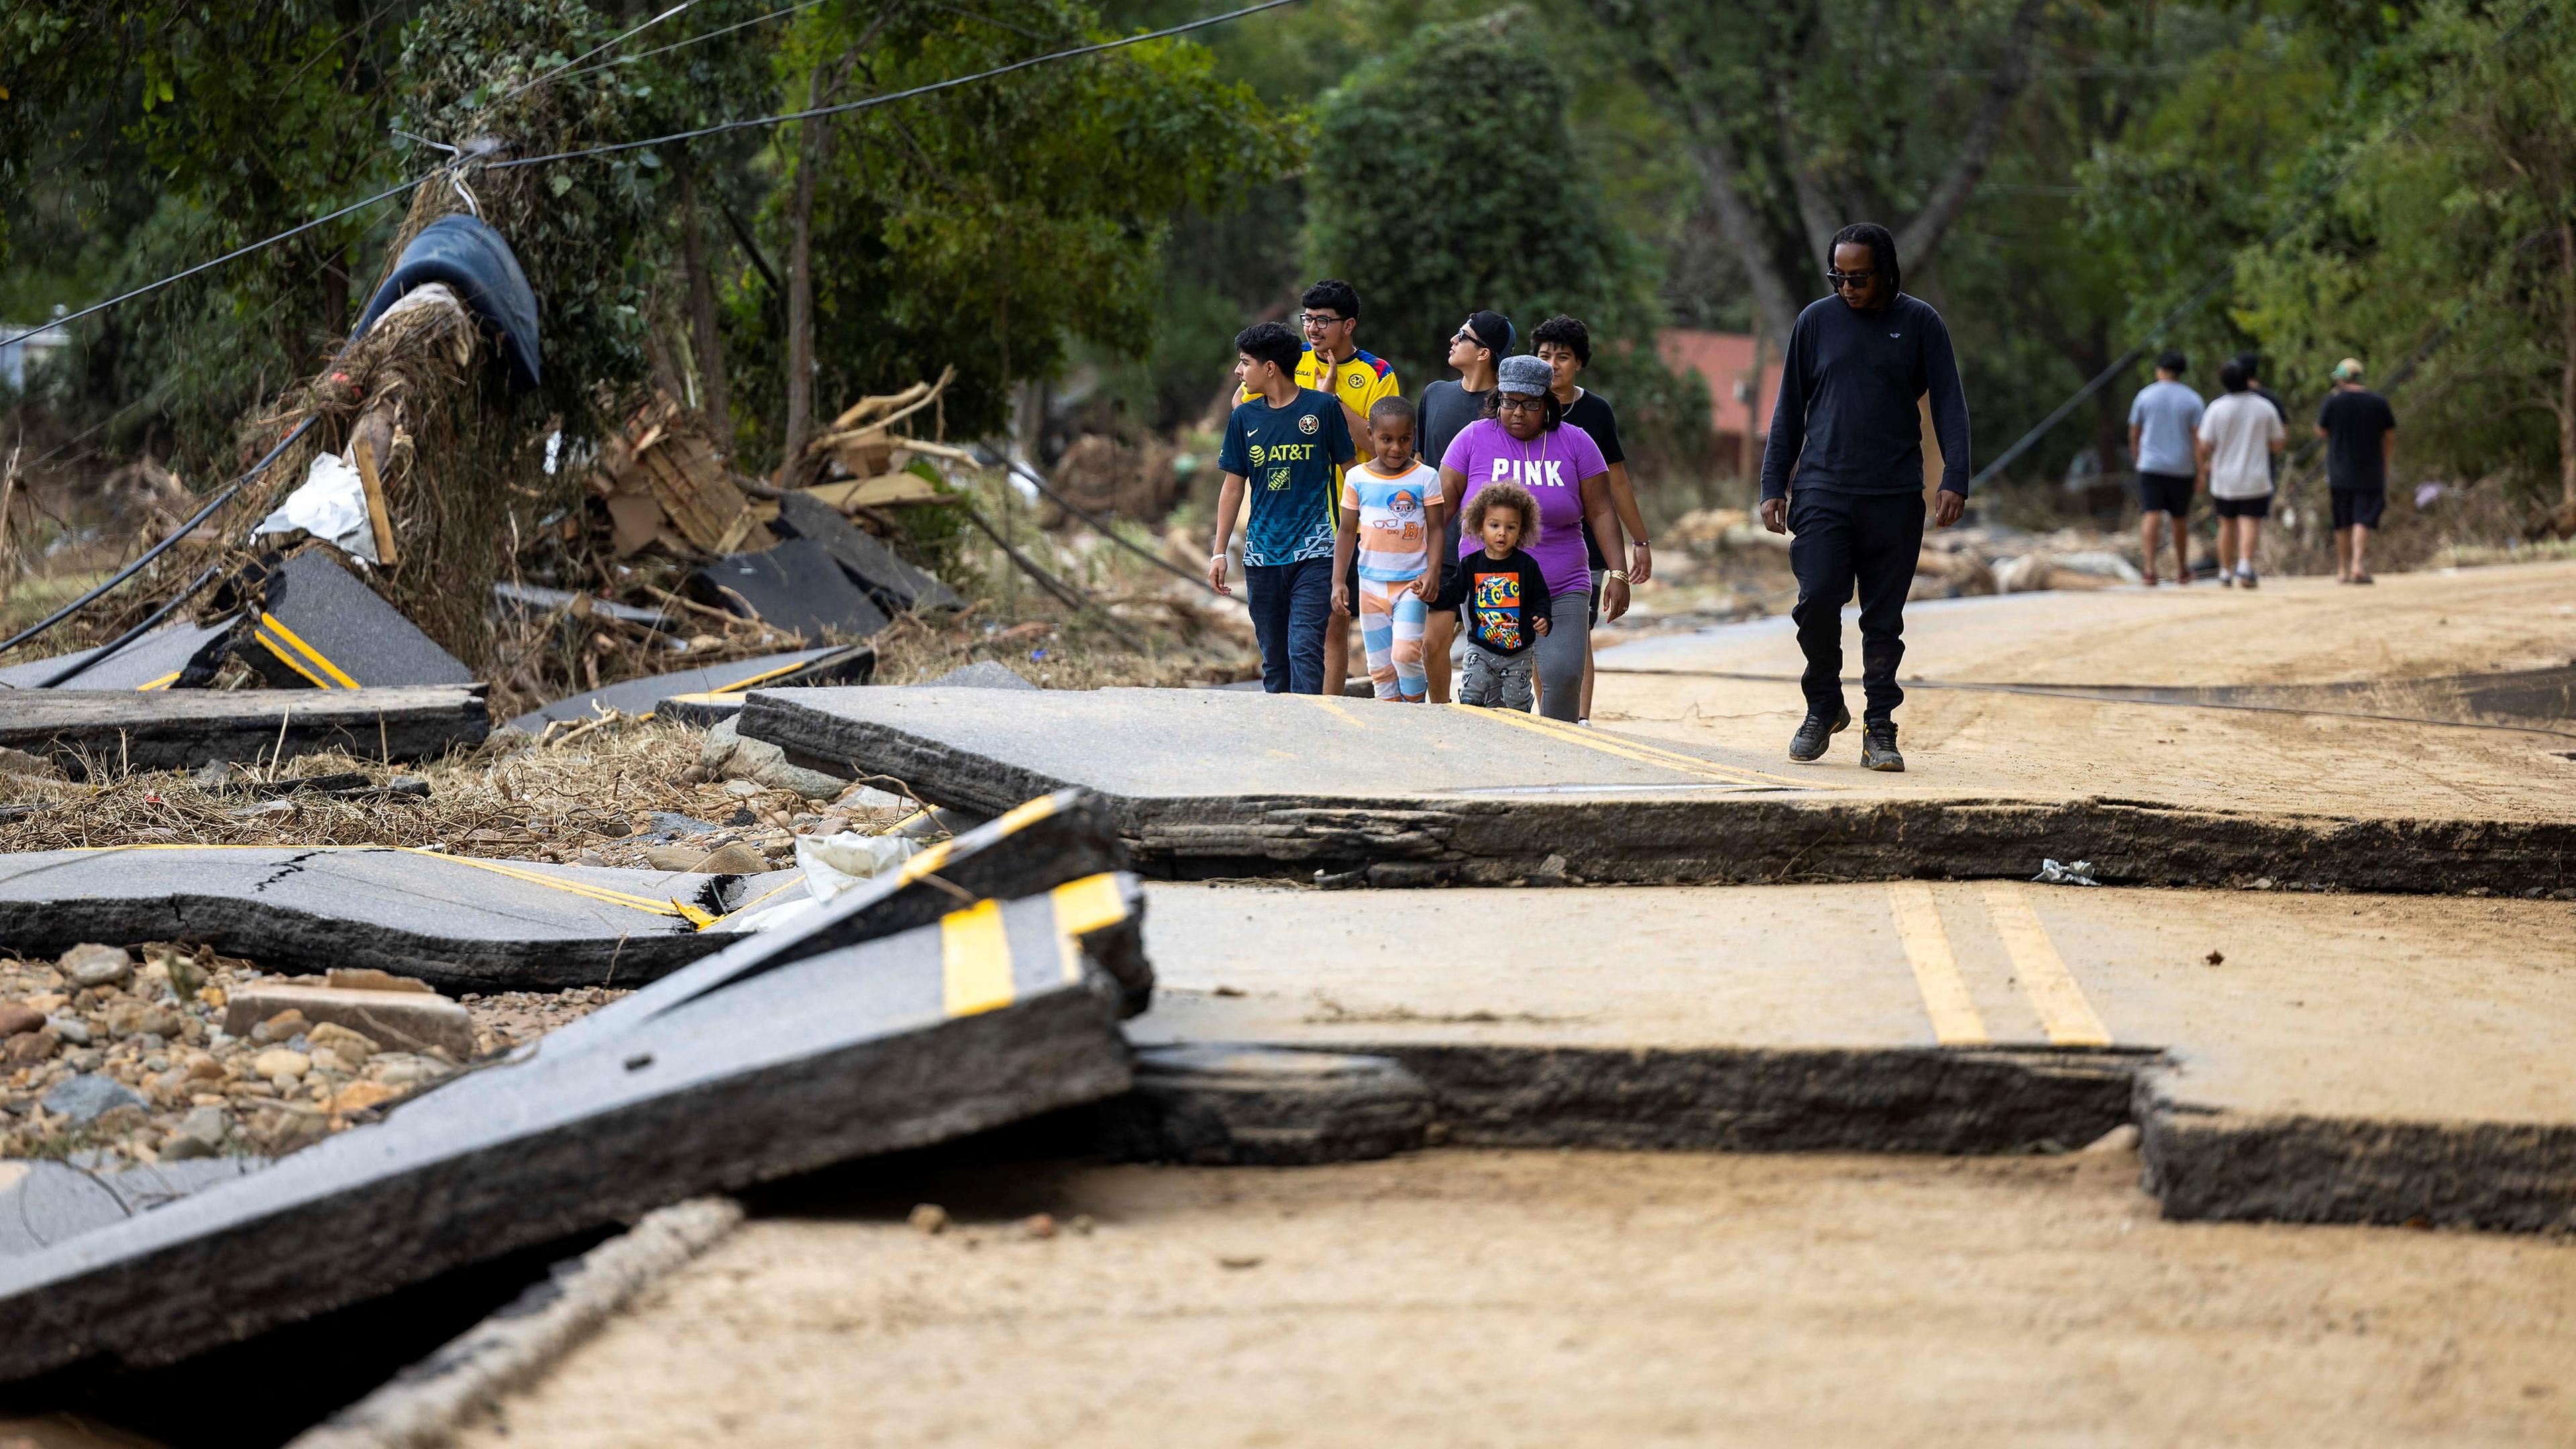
[1760,222,1970,772]
[1416,310,1511,702]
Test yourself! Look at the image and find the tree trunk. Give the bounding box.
[1684,121,1803,343]
[677,156,733,460]
[779,62,831,481]
[2562,219,2576,507]
[1894,0,2049,280]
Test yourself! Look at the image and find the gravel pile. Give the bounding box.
[0,943,622,1168]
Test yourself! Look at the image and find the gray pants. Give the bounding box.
[1458,643,1534,710]
[1532,583,1592,721]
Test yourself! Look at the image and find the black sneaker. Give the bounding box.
[1860,720,1904,772]
[1788,703,1850,762]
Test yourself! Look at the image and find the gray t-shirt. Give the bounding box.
[1417,378,1492,568]
[2128,378,2206,477]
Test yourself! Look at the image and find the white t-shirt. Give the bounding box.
[2198,391,2285,499]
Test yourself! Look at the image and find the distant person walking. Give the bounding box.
[1416,311,1510,703]
[2236,352,2288,486]
[1760,221,1970,773]
[2316,358,2397,585]
[2196,359,2286,588]
[1238,280,1401,694]
[1438,354,1625,722]
[1531,315,1650,722]
[1210,321,1355,693]
[2128,351,2204,586]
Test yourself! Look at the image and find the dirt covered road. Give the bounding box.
[457,1149,2576,1448]
[1594,561,2576,825]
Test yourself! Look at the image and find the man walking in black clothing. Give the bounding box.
[1759,223,1971,772]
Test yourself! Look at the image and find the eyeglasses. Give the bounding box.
[1300,313,1348,330]
[1496,396,1547,413]
[1826,268,1877,290]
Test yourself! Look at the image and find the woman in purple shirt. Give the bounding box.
[1438,354,1628,720]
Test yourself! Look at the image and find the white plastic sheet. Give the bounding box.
[252,451,381,564]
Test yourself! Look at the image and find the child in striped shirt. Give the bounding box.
[1331,396,1442,702]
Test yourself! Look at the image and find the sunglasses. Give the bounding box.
[1826,268,1878,290]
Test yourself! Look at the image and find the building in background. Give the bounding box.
[1658,329,1782,478]
[0,311,69,394]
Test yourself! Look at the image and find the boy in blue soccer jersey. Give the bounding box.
[1210,321,1357,694]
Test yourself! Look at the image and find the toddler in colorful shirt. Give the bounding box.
[1427,482,1550,710]
[1331,397,1442,701]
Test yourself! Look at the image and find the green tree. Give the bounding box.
[2239,0,2576,509]
[1581,0,2052,343]
[1307,13,1635,371]
[733,0,1299,466]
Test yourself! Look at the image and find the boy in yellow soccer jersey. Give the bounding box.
[1238,280,1400,695]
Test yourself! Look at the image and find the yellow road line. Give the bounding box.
[136,671,180,691]
[940,898,1016,1017]
[1462,704,1782,789]
[1980,883,2112,1047]
[1495,707,1820,790]
[1049,872,1129,985]
[895,793,1059,886]
[1303,695,1369,729]
[254,629,333,689]
[255,612,360,689]
[396,849,716,926]
[714,655,830,694]
[1886,881,1988,1046]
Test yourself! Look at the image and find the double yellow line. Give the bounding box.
[1448,704,1816,790]
[254,611,360,689]
[939,872,1130,1018]
[1886,881,2112,1047]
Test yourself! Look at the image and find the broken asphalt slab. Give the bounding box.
[1131,881,2576,1230]
[658,659,1031,729]
[0,846,765,992]
[692,537,891,643]
[0,616,233,691]
[0,870,1148,1384]
[733,686,2576,893]
[505,643,874,735]
[0,1159,267,1258]
[0,686,487,775]
[771,490,964,615]
[238,550,475,690]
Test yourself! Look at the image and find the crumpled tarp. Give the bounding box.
[352,213,542,388]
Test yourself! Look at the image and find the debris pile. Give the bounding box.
[0,943,496,1167]
[1657,507,2146,600]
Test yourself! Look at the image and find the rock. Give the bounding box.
[253,1049,312,1081]
[176,1104,230,1148]
[324,969,433,995]
[643,841,767,875]
[160,1132,215,1161]
[221,984,474,1061]
[248,1008,310,1044]
[3,1031,56,1067]
[720,778,766,798]
[702,718,849,800]
[908,1203,949,1235]
[43,1073,146,1125]
[1022,1213,1057,1240]
[307,1022,380,1062]
[0,745,62,780]
[59,944,133,989]
[0,1002,40,1038]
[329,1081,398,1115]
[103,1001,186,1042]
[45,1016,91,1048]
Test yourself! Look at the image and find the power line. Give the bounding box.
[1969,0,2553,488]
[490,0,1304,171]
[523,0,823,92]
[0,174,432,354]
[486,0,708,108]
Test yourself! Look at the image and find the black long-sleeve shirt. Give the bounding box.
[1760,292,1971,502]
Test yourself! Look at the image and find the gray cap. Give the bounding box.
[1497,354,1552,396]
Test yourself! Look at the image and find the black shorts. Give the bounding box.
[2137,471,2195,517]
[2212,494,2272,520]
[2331,488,2385,530]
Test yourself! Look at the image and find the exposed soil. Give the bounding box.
[458,1148,2576,1448]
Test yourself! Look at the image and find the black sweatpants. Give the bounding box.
[1788,488,1926,723]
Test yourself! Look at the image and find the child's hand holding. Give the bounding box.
[1330,580,1350,614]
[1534,615,1551,636]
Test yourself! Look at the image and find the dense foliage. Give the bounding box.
[10,0,2576,514]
